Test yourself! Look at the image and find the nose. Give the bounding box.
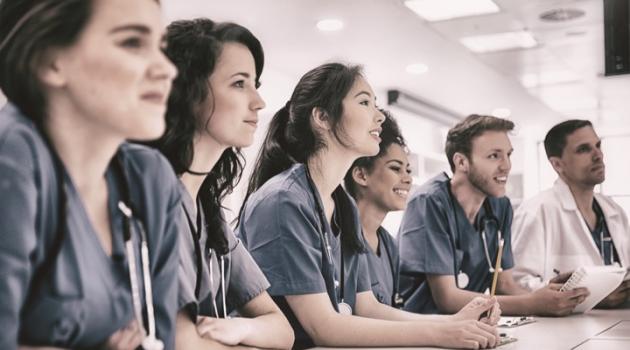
[499,156,511,173]
[375,109,385,125]
[250,86,266,111]
[150,49,178,81]
[593,146,604,162]
[401,170,413,185]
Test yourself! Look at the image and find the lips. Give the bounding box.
[369,128,382,141]
[244,119,258,127]
[393,188,410,198]
[140,91,166,105]
[493,175,508,185]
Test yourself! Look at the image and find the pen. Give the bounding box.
[490,239,504,296]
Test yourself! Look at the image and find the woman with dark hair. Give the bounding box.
[153,18,293,349]
[237,62,501,349]
[0,0,179,349]
[343,109,410,307]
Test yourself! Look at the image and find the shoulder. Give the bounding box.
[245,164,312,212]
[0,103,50,177]
[515,187,558,216]
[407,173,451,209]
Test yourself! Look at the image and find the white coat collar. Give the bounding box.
[553,177,620,219]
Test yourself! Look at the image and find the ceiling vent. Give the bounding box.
[539,8,585,22]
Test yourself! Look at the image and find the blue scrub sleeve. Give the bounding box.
[356,253,372,293]
[145,154,181,350]
[399,194,455,276]
[224,224,270,311]
[0,157,38,349]
[500,201,515,270]
[241,190,327,296]
[176,209,198,318]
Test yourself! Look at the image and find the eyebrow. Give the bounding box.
[110,24,151,35]
[386,159,405,166]
[488,148,514,153]
[230,72,252,79]
[354,91,372,98]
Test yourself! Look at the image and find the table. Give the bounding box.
[310,305,630,350]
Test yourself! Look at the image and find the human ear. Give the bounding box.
[37,48,68,88]
[351,166,370,187]
[453,152,469,173]
[311,107,332,131]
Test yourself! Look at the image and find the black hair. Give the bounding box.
[240,62,365,253]
[445,114,515,172]
[0,0,93,124]
[344,109,407,199]
[152,18,264,255]
[544,119,593,159]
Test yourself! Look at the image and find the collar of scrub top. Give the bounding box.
[446,180,503,278]
[304,165,347,311]
[181,201,229,319]
[40,131,164,350]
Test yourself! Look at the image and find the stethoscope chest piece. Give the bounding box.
[141,336,164,350]
[338,301,352,315]
[457,271,469,289]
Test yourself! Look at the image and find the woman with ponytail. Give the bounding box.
[153,18,293,349]
[237,62,501,349]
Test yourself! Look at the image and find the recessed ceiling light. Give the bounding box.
[491,108,511,118]
[404,0,500,22]
[460,30,537,53]
[316,19,343,32]
[520,70,581,88]
[406,63,429,74]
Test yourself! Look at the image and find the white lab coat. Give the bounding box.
[512,178,630,291]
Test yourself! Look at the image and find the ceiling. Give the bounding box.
[162,0,629,134]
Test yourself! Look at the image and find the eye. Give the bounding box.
[119,36,144,49]
[232,80,245,88]
[488,153,498,159]
[360,100,370,106]
[406,168,412,175]
[390,166,401,172]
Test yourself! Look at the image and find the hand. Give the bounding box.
[598,280,630,308]
[549,271,573,284]
[435,319,499,349]
[531,283,590,316]
[196,316,252,346]
[453,297,501,325]
[100,320,145,350]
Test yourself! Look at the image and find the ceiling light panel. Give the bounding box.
[460,31,537,53]
[404,0,500,22]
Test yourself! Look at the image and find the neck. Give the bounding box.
[180,136,227,207]
[307,149,355,201]
[44,100,122,196]
[450,172,486,224]
[564,177,595,215]
[356,197,387,252]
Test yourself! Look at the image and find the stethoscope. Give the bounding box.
[47,145,163,350]
[182,202,229,319]
[305,166,352,315]
[447,181,502,289]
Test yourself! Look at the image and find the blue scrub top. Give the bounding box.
[177,184,270,320]
[365,227,400,306]
[237,163,371,349]
[0,104,181,349]
[398,172,514,314]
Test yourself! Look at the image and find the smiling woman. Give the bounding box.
[0,0,181,349]
[344,109,411,307]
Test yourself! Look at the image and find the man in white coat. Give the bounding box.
[512,119,630,308]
